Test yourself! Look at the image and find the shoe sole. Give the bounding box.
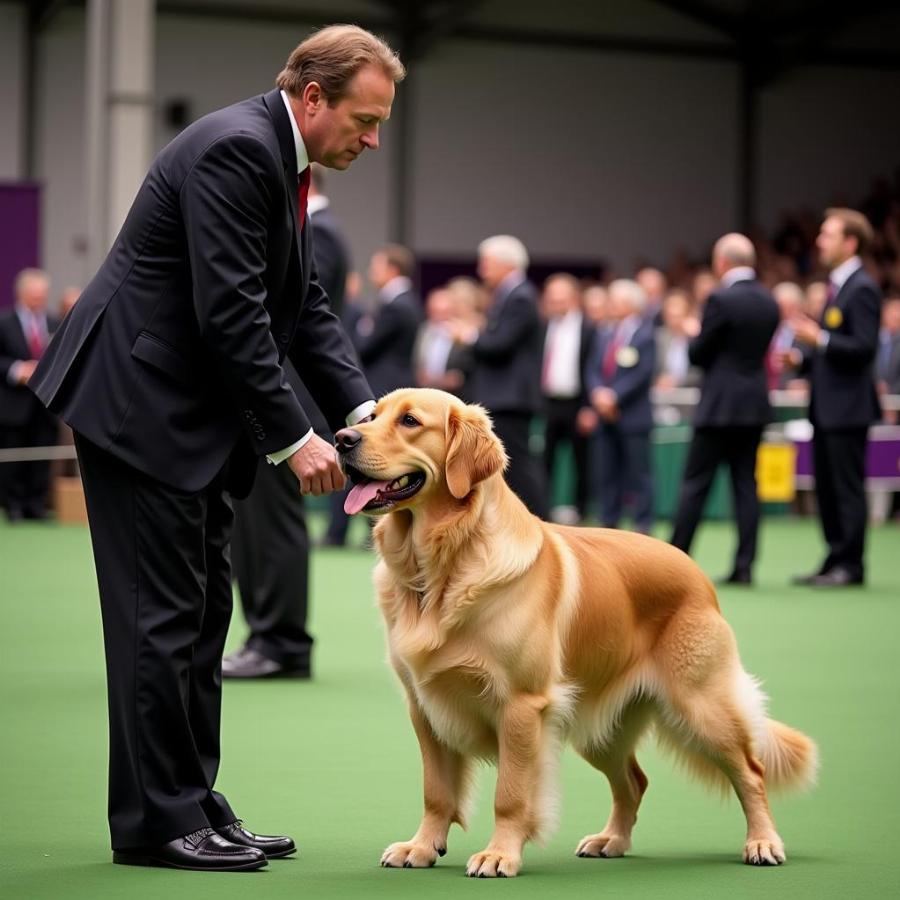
[265,846,297,859]
[113,851,267,871]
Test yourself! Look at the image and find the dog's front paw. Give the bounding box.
[381,840,443,869]
[575,831,630,858]
[743,836,785,866]
[466,848,521,878]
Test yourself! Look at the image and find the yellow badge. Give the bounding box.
[616,346,639,368]
[824,306,843,329]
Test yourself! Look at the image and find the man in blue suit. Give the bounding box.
[582,278,657,533]
[29,26,404,871]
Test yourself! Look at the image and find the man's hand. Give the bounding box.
[287,434,346,495]
[16,360,38,385]
[591,387,619,421]
[576,406,598,435]
[790,314,822,347]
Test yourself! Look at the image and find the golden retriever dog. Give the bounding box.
[336,388,817,878]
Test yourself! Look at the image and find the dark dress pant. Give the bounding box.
[231,459,312,668]
[812,426,868,580]
[670,425,763,575]
[0,402,58,516]
[491,411,549,519]
[543,397,589,517]
[596,425,654,532]
[75,434,236,850]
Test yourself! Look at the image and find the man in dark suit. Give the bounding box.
[354,244,421,398]
[455,235,548,518]
[670,234,779,585]
[225,164,353,679]
[582,278,657,533]
[539,273,593,522]
[787,209,882,587]
[876,295,900,413]
[29,26,404,871]
[0,269,59,520]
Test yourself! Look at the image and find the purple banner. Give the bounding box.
[0,182,41,310]
[794,427,900,483]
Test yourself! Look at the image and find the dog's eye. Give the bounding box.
[399,413,421,428]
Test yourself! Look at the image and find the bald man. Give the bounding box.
[670,234,779,585]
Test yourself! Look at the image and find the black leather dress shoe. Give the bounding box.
[217,821,296,859]
[791,569,826,586]
[112,826,267,871]
[810,568,864,587]
[718,570,752,586]
[222,647,310,679]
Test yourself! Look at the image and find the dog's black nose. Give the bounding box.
[334,428,362,454]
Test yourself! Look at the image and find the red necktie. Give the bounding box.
[602,325,622,381]
[27,316,44,359]
[297,166,311,230]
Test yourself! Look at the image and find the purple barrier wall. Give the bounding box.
[0,182,41,310]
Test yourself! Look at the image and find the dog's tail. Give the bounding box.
[737,669,819,792]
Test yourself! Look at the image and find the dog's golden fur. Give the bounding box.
[343,388,817,877]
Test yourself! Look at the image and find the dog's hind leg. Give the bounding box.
[381,698,475,869]
[574,699,654,859]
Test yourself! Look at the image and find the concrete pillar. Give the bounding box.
[85,0,155,272]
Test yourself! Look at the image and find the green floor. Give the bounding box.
[1,515,899,899]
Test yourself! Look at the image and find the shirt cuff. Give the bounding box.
[346,400,376,425]
[266,428,314,465]
[817,331,830,350]
[6,360,25,385]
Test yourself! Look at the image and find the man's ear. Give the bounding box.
[444,404,508,499]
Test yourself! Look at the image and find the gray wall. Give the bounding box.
[18,6,900,297]
[0,3,25,179]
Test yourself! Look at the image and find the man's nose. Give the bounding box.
[334,428,362,454]
[362,125,379,150]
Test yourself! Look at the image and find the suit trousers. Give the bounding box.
[491,412,549,519]
[670,425,763,575]
[75,434,236,850]
[812,426,868,579]
[231,459,312,668]
[596,426,654,532]
[542,397,589,517]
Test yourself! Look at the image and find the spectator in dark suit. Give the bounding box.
[539,273,592,523]
[454,235,548,518]
[670,234,779,585]
[354,244,421,398]
[0,269,59,521]
[581,278,656,533]
[787,209,882,587]
[225,164,353,678]
[876,295,900,421]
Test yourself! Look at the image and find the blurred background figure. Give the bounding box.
[58,286,82,319]
[539,273,593,524]
[0,268,59,522]
[654,288,702,390]
[636,266,667,326]
[581,278,656,533]
[692,268,717,309]
[767,281,805,391]
[788,209,882,587]
[876,293,900,423]
[455,235,548,518]
[581,282,608,329]
[415,285,472,397]
[805,280,829,322]
[354,244,421,399]
[225,164,353,678]
[670,234,779,585]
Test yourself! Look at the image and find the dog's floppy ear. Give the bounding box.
[444,404,508,499]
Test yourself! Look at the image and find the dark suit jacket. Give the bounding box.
[584,317,656,433]
[29,88,371,496]
[689,279,779,428]
[470,277,543,415]
[799,267,882,430]
[0,311,59,427]
[354,288,421,398]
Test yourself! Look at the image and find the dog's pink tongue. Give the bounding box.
[344,480,390,515]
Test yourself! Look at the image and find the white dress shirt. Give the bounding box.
[542,310,583,398]
[720,266,756,288]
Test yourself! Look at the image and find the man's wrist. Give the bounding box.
[267,428,314,465]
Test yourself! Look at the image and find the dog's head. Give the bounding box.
[336,388,508,517]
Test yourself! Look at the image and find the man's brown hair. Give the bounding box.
[276,24,405,103]
[825,207,874,256]
[380,244,416,279]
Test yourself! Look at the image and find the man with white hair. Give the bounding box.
[670,233,779,585]
[767,281,805,390]
[0,268,59,521]
[581,278,656,532]
[454,235,548,517]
